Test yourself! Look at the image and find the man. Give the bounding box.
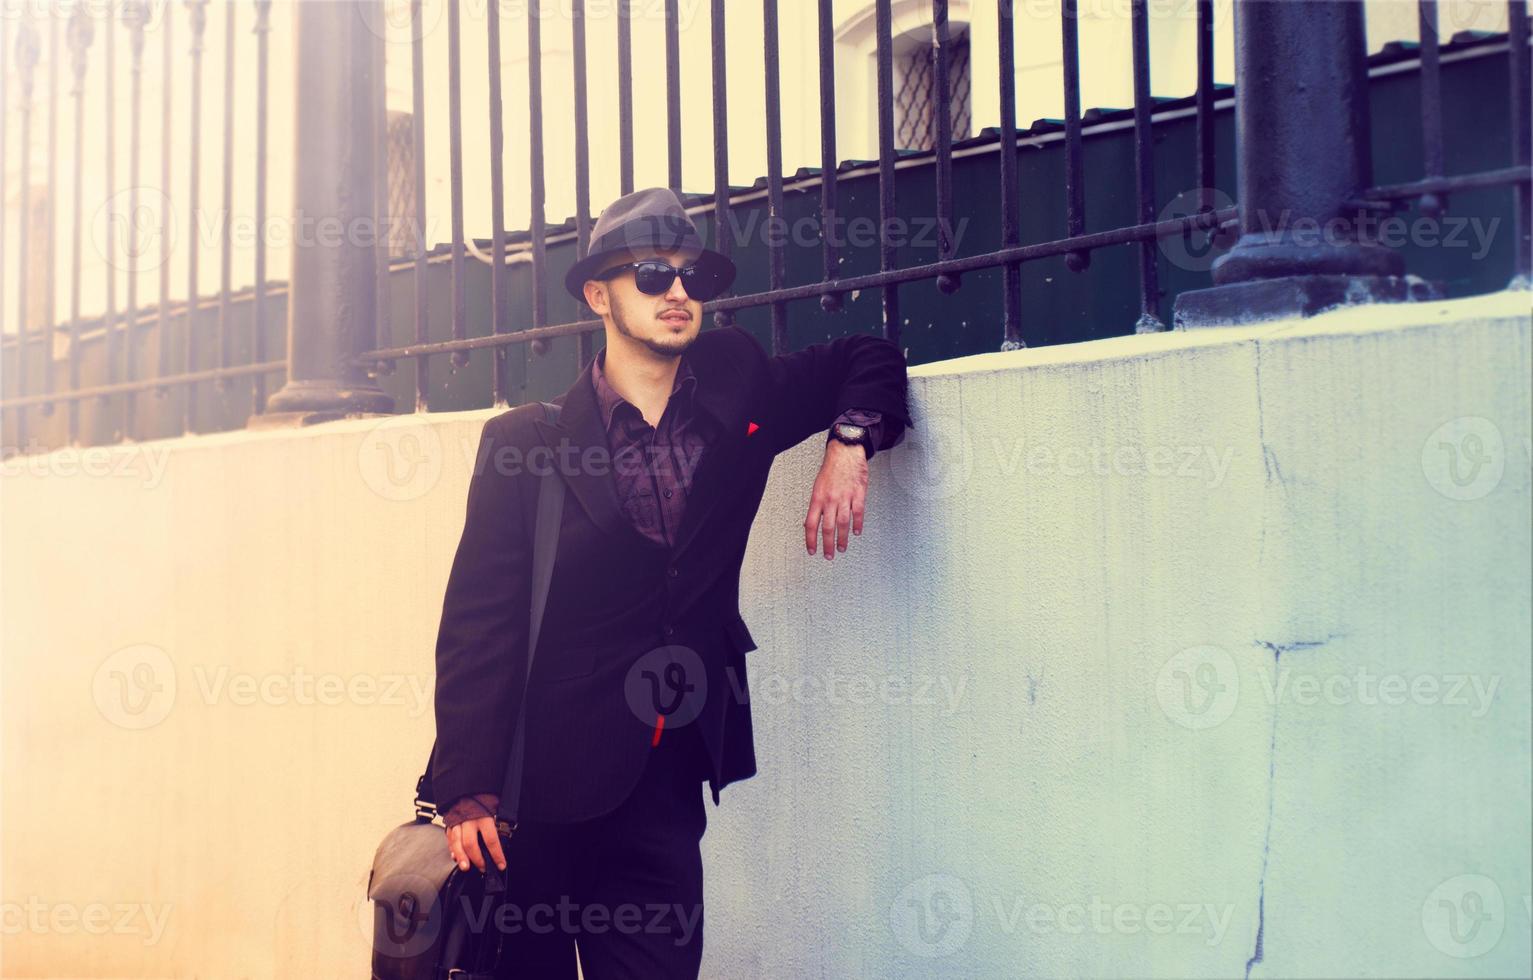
[431,187,912,977]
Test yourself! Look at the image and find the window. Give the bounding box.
[893,30,972,151]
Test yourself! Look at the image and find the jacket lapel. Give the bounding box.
[533,357,631,541]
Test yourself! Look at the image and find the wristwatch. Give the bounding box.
[828,421,873,459]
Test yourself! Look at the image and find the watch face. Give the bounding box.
[834,423,868,442]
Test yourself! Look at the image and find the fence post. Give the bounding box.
[1173,0,1427,328]
[257,0,394,423]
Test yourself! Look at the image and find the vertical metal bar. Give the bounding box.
[44,12,57,410]
[124,1,147,436]
[487,0,507,404]
[527,0,548,345]
[931,0,959,295]
[1060,0,1089,272]
[1194,0,1215,222]
[1417,1,1446,219]
[409,0,428,409]
[102,2,117,400]
[1130,0,1163,332]
[0,15,7,349]
[664,0,681,192]
[617,0,633,194]
[1508,0,1530,283]
[997,0,1023,350]
[572,0,595,360]
[66,5,93,444]
[447,0,466,369]
[709,0,733,328]
[816,0,842,313]
[185,0,207,434]
[218,0,235,383]
[16,20,36,440]
[253,0,271,414]
[762,0,786,353]
[874,0,900,345]
[156,2,172,389]
[12,19,39,449]
[372,0,389,387]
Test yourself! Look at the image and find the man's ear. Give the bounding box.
[582,279,608,315]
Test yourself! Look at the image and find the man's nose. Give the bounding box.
[665,273,690,302]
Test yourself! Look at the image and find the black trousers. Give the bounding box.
[490,723,711,979]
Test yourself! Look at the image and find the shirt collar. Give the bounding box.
[590,347,699,432]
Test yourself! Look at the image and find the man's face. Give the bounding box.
[584,247,704,359]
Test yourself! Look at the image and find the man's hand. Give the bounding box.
[446,817,507,873]
[804,440,870,560]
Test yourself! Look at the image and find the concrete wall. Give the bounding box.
[1,290,1529,977]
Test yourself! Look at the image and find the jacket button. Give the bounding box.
[667,566,678,578]
[663,625,675,638]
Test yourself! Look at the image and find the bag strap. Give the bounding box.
[492,400,565,837]
[413,401,565,825]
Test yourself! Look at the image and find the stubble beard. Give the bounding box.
[610,293,695,360]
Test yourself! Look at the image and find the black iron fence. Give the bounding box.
[1,0,1529,455]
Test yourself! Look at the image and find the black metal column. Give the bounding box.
[1174,0,1426,328]
[259,0,393,422]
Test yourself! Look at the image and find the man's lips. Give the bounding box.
[659,311,691,325]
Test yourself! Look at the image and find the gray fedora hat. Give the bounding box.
[563,187,736,303]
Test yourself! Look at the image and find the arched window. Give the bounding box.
[835,0,975,158]
[892,25,972,151]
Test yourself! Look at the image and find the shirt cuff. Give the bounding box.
[443,792,500,830]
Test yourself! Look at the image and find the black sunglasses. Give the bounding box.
[593,260,728,302]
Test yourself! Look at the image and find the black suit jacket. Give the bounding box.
[431,325,913,823]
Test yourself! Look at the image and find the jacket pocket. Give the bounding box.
[723,615,758,654]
